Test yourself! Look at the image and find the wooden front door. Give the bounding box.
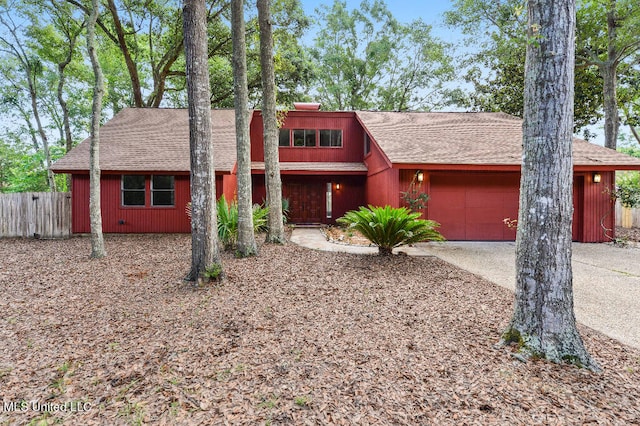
[286,182,324,223]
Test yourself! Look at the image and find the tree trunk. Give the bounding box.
[503,0,599,371]
[87,0,106,259]
[257,0,285,244]
[232,0,258,257]
[106,0,144,107]
[27,74,56,192]
[58,29,80,190]
[601,63,619,150]
[183,0,222,282]
[603,1,620,150]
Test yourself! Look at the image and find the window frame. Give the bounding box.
[151,175,175,207]
[319,129,343,148]
[121,175,146,207]
[292,129,316,147]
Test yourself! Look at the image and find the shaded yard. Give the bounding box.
[0,234,639,424]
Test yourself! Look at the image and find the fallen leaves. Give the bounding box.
[0,234,639,424]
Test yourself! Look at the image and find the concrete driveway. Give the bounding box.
[419,241,640,350]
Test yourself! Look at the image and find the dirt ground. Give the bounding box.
[1,234,639,425]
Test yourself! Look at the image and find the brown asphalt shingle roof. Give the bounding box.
[52,108,640,174]
[51,108,237,173]
[356,110,640,168]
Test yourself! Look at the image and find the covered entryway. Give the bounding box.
[428,172,520,241]
[284,182,325,223]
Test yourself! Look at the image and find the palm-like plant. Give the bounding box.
[337,205,444,255]
[188,196,270,251]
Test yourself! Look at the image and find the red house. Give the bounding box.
[52,105,640,242]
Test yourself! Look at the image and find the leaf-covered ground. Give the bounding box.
[1,234,639,425]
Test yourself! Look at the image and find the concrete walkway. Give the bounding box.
[291,228,640,350]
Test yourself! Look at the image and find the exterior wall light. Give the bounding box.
[416,171,424,183]
[335,183,341,190]
[593,173,601,183]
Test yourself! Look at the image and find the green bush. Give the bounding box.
[337,205,445,255]
[217,195,239,250]
[616,172,640,208]
[216,195,270,250]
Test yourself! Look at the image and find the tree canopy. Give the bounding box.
[309,0,454,111]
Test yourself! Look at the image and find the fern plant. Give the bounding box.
[217,195,239,250]
[337,205,444,255]
[216,196,270,250]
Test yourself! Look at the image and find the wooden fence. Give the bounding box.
[0,192,71,238]
[616,200,640,228]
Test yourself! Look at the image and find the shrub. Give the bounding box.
[337,205,445,255]
[188,196,270,250]
[217,195,239,250]
[615,172,640,208]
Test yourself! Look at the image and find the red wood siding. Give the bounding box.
[427,171,611,242]
[366,168,399,209]
[71,173,192,233]
[579,171,615,242]
[250,111,364,163]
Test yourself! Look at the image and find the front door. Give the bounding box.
[286,182,324,223]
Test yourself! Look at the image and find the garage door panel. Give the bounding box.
[429,172,520,241]
[466,223,504,240]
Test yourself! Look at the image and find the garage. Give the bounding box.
[428,172,520,241]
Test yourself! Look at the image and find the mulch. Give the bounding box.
[0,234,639,424]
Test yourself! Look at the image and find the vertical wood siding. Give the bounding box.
[0,192,71,238]
[251,111,364,163]
[579,171,615,242]
[71,173,192,233]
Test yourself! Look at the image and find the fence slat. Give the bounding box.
[0,192,71,238]
[615,200,640,229]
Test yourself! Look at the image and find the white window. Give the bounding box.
[326,182,332,219]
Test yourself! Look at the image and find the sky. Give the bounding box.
[301,0,454,26]
[300,0,460,41]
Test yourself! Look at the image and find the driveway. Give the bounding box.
[418,241,640,350]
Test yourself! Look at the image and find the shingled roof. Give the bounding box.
[356,110,640,168]
[52,108,640,174]
[51,108,237,173]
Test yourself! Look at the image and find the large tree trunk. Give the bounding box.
[232,0,258,257]
[87,0,106,258]
[503,0,598,371]
[183,0,222,282]
[257,0,285,244]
